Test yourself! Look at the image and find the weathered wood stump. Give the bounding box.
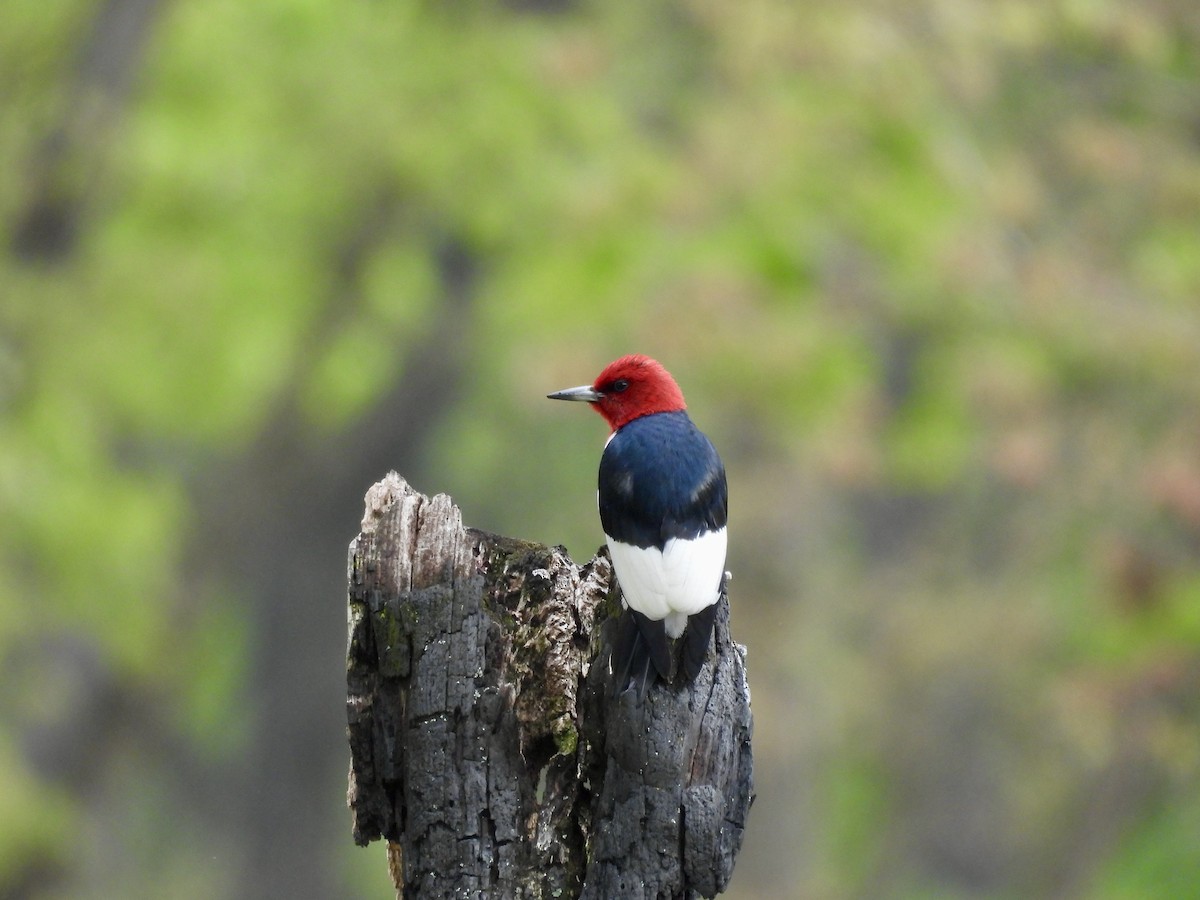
[346,473,753,898]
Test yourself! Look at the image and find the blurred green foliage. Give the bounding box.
[2,0,1199,897]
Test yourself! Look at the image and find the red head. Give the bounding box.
[548,354,687,431]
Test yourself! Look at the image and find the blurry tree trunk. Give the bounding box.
[10,0,166,263]
[346,473,754,898]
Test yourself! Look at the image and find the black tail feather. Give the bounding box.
[681,601,718,683]
[611,612,646,698]
[612,609,670,700]
[610,597,721,698]
[631,609,671,681]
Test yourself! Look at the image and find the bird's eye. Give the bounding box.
[609,379,630,393]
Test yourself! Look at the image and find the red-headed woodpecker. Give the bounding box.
[548,354,728,695]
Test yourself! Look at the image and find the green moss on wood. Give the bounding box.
[553,717,578,756]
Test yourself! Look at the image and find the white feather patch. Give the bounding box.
[605,528,727,638]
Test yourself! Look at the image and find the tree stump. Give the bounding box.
[346,473,754,898]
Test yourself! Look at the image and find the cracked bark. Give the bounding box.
[347,473,754,899]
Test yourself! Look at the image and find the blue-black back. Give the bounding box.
[598,410,727,550]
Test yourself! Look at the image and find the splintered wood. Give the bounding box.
[347,472,753,899]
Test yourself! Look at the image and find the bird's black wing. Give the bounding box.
[598,412,728,693]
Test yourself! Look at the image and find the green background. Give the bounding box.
[3,0,1199,897]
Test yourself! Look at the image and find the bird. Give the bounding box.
[548,354,728,696]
